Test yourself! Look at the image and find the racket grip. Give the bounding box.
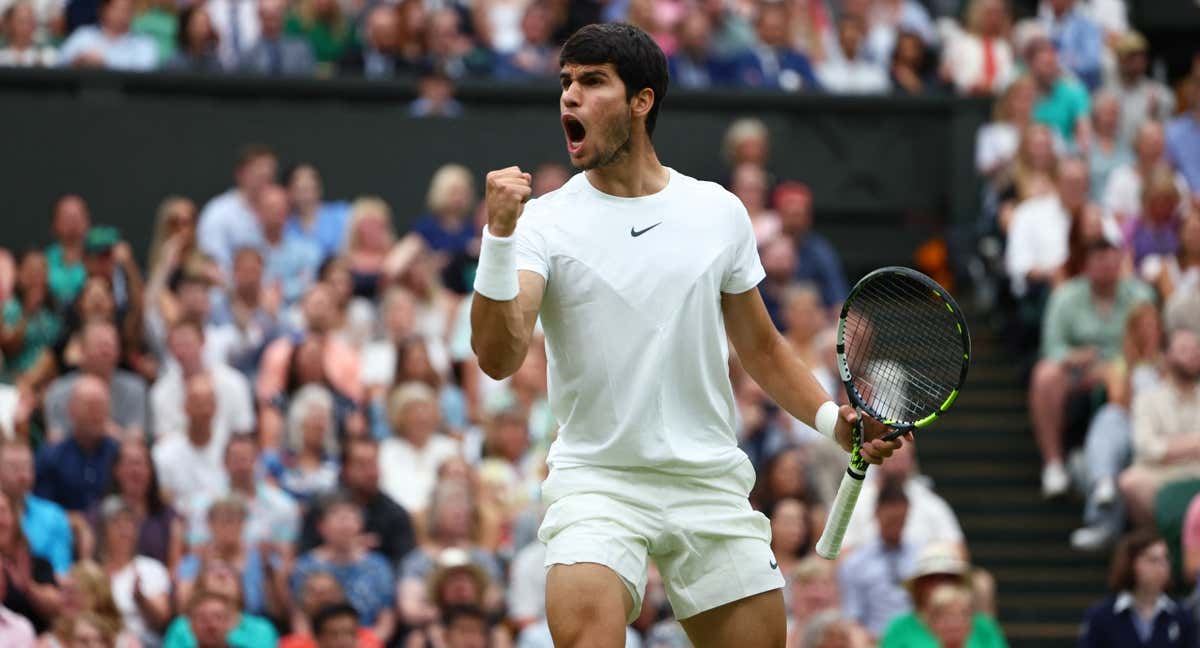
[815,467,866,560]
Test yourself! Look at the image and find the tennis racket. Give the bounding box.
[814,266,971,560]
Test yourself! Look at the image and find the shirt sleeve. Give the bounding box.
[138,559,171,596]
[722,200,766,294]
[1131,388,1167,464]
[1039,285,1072,361]
[49,508,74,575]
[514,215,550,280]
[836,560,866,625]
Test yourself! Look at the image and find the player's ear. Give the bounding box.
[630,87,655,121]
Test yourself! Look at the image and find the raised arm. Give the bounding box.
[470,166,546,380]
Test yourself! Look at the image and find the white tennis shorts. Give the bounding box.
[538,457,785,622]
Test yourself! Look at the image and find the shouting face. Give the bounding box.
[560,63,637,170]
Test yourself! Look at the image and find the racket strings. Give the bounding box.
[843,274,965,424]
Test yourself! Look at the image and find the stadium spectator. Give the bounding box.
[0,558,36,647]
[263,384,339,506]
[0,2,57,66]
[58,0,156,70]
[164,6,221,72]
[206,248,283,377]
[285,164,350,263]
[730,162,779,245]
[940,0,1014,96]
[290,494,396,643]
[96,496,171,647]
[183,433,300,552]
[1178,51,1200,116]
[1036,0,1103,90]
[410,165,477,263]
[282,574,382,648]
[309,602,368,648]
[379,381,460,514]
[1166,81,1200,202]
[1072,303,1164,551]
[1158,215,1200,301]
[1087,92,1132,204]
[795,610,870,648]
[817,14,887,94]
[409,60,464,118]
[2,249,62,382]
[257,185,323,308]
[1129,163,1186,272]
[1117,329,1200,527]
[493,2,558,80]
[237,0,313,75]
[838,479,915,637]
[130,0,176,65]
[1027,36,1090,149]
[1005,156,1095,298]
[1031,239,1153,497]
[780,284,837,407]
[1104,31,1175,150]
[879,543,1005,648]
[421,8,492,80]
[45,195,91,310]
[737,2,818,92]
[758,236,798,332]
[721,117,771,181]
[175,497,283,620]
[0,441,72,576]
[696,0,752,59]
[55,611,118,648]
[89,439,183,570]
[775,182,848,316]
[35,375,121,512]
[283,0,354,68]
[197,145,278,273]
[888,30,942,97]
[206,0,261,69]
[862,0,936,66]
[1079,529,1195,647]
[667,13,727,90]
[362,289,446,404]
[44,560,138,648]
[399,479,501,597]
[1103,121,1186,228]
[405,548,507,646]
[976,77,1038,208]
[786,556,841,648]
[0,490,60,633]
[144,196,212,290]
[337,5,403,79]
[152,374,228,507]
[175,589,235,648]
[164,561,278,647]
[340,197,395,300]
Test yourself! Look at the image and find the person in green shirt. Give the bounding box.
[45,194,91,311]
[881,543,1008,648]
[285,0,356,68]
[1028,37,1091,149]
[131,0,178,64]
[1031,239,1154,498]
[163,563,280,647]
[1,249,63,382]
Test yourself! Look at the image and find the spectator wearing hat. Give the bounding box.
[58,0,157,70]
[1167,78,1200,203]
[35,375,122,512]
[96,495,172,647]
[1102,31,1174,150]
[80,226,144,348]
[1027,36,1090,149]
[775,181,848,317]
[838,479,917,638]
[238,0,314,75]
[1036,0,1103,90]
[44,195,91,310]
[198,145,278,274]
[406,548,509,647]
[0,440,73,576]
[879,543,1005,647]
[282,574,382,648]
[1030,240,1154,498]
[152,373,229,508]
[409,60,464,118]
[1080,529,1195,647]
[290,495,395,644]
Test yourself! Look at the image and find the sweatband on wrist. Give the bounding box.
[815,400,840,441]
[473,226,519,301]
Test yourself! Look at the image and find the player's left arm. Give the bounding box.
[721,287,907,464]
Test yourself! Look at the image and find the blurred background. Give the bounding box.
[1,0,1199,647]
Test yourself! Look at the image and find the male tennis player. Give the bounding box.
[470,23,908,648]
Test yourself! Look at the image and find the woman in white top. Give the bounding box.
[941,0,1014,96]
[98,497,171,648]
[0,2,58,67]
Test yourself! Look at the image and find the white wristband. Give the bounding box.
[815,400,840,441]
[473,226,519,301]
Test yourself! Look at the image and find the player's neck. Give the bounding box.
[585,140,669,198]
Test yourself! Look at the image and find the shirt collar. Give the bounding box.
[1114,591,1177,616]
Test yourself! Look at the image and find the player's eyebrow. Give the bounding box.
[560,69,609,85]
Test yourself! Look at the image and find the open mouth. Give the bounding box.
[562,114,586,154]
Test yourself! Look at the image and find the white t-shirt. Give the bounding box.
[514,168,766,477]
[110,556,170,644]
[152,434,228,507]
[840,475,964,552]
[1004,194,1071,297]
[378,434,461,513]
[1102,164,1191,224]
[150,361,255,449]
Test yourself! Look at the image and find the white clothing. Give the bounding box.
[205,0,260,69]
[197,188,263,271]
[110,557,170,645]
[1102,164,1190,224]
[57,26,156,70]
[816,59,890,95]
[1005,194,1072,297]
[841,475,965,551]
[152,434,228,506]
[975,122,1020,177]
[514,168,766,476]
[150,361,255,448]
[378,434,460,513]
[942,32,1015,95]
[0,46,57,66]
[508,540,546,621]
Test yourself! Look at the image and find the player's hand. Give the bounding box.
[485,166,532,237]
[833,405,911,465]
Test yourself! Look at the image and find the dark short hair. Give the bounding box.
[559,23,669,138]
[312,602,360,635]
[341,436,378,466]
[877,478,909,508]
[236,143,276,170]
[318,491,362,521]
[1108,528,1166,592]
[442,604,488,628]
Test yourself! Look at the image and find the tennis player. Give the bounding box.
[470,23,908,648]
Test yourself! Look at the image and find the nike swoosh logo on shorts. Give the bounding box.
[630,222,662,237]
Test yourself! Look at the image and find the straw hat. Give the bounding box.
[904,543,970,594]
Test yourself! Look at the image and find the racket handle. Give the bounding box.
[815,466,866,560]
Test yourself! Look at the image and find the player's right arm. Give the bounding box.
[470,166,546,380]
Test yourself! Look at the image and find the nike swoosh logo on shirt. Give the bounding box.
[631,222,662,237]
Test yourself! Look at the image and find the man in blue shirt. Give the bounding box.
[776,182,848,318]
[1167,83,1200,204]
[837,479,916,639]
[733,2,819,92]
[1038,0,1104,90]
[34,375,121,512]
[257,185,323,308]
[0,441,73,575]
[198,145,277,273]
[285,164,350,263]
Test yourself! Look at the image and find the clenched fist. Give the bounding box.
[485,166,532,237]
